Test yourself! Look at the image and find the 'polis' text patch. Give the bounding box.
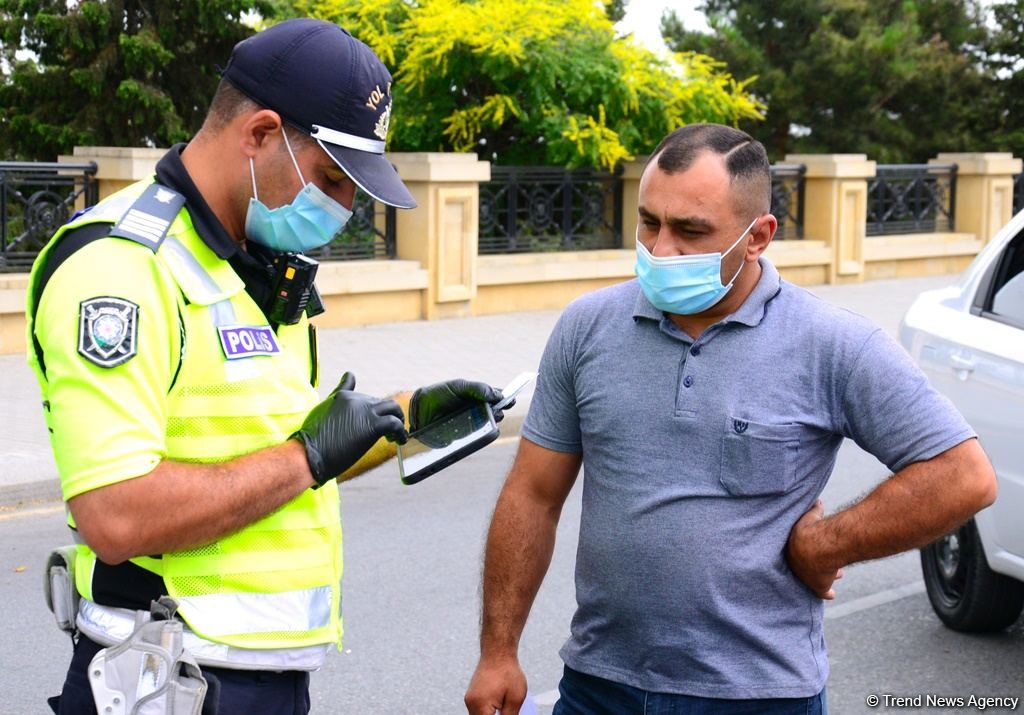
[218,325,281,360]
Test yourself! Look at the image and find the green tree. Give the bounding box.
[663,0,987,162]
[299,0,763,169]
[605,0,628,23]
[0,0,286,161]
[971,0,1024,156]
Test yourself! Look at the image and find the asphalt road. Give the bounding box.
[2,437,1022,714]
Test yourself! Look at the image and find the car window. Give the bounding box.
[993,271,1024,322]
[989,236,1024,326]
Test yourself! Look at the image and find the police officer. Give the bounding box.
[29,19,505,714]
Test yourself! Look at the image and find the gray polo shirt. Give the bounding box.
[522,258,974,699]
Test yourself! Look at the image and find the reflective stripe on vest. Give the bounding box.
[173,586,332,636]
[77,599,330,671]
[163,234,238,326]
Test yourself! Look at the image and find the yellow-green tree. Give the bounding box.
[297,0,763,169]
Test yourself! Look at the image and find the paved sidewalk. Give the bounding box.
[0,270,956,506]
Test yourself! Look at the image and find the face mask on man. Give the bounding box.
[634,216,758,316]
[245,129,353,253]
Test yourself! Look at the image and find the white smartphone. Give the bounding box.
[494,371,537,411]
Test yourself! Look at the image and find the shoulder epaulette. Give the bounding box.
[107,184,186,253]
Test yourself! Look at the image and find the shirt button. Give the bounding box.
[683,375,694,388]
[690,346,701,356]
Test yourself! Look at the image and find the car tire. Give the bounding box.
[920,519,1024,632]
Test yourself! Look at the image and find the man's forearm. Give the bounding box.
[70,439,315,564]
[466,441,579,714]
[823,439,993,565]
[789,438,997,592]
[480,478,562,658]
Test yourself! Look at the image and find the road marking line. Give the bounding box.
[824,581,926,620]
[0,504,64,522]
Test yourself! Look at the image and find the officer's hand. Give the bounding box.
[465,654,528,715]
[409,379,506,432]
[293,372,409,487]
[785,499,845,600]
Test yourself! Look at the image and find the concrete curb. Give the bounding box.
[0,479,62,509]
[0,414,526,510]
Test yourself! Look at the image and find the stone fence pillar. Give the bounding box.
[931,153,1022,245]
[58,146,165,203]
[785,154,876,284]
[389,153,490,320]
[620,158,646,250]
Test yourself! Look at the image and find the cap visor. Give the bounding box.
[317,139,416,209]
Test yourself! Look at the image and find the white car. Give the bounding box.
[899,210,1024,632]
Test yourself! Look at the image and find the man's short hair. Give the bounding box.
[202,78,314,149]
[648,124,771,218]
[204,78,260,133]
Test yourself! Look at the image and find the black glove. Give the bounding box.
[408,378,507,433]
[293,372,409,487]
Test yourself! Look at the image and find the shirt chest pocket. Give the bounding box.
[719,417,802,496]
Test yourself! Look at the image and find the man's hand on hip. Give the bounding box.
[293,372,409,486]
[409,379,506,431]
[785,499,845,600]
[465,654,528,715]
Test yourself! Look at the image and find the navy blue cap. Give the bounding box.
[222,18,415,209]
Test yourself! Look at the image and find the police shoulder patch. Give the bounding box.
[78,297,139,368]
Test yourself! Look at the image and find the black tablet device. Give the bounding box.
[397,401,500,485]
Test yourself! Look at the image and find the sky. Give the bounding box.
[617,0,711,55]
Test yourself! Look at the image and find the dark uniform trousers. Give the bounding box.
[50,634,311,715]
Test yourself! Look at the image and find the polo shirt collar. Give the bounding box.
[632,284,663,322]
[155,143,239,260]
[632,257,783,327]
[727,257,782,327]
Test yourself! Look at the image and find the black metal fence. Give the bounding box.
[770,164,805,240]
[479,166,623,254]
[866,164,957,236]
[480,164,807,252]
[0,162,395,268]
[9,158,972,268]
[309,191,396,261]
[1014,173,1023,215]
[0,162,99,272]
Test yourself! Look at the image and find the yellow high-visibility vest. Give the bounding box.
[27,179,343,651]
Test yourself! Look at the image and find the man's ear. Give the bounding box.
[747,214,778,259]
[239,109,284,157]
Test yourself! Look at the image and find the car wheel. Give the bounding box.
[920,519,1024,632]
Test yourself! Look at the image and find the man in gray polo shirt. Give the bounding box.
[464,124,996,715]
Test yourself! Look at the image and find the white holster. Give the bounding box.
[87,597,208,715]
[43,545,80,635]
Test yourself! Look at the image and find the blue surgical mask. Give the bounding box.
[244,130,353,253]
[635,216,758,315]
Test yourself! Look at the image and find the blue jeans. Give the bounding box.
[552,666,827,715]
